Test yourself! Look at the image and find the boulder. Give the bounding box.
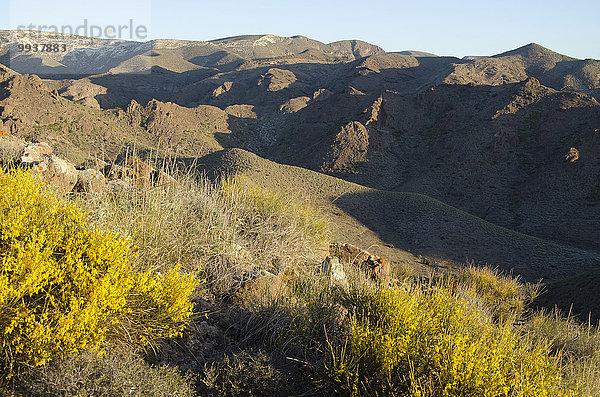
[42,155,78,193]
[74,169,106,194]
[241,270,288,301]
[364,254,391,286]
[21,142,52,165]
[153,169,179,190]
[125,156,153,189]
[322,256,348,288]
[330,242,390,285]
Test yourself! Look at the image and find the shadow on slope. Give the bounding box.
[185,148,600,283]
[534,269,600,323]
[335,190,599,282]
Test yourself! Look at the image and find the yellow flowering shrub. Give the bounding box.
[0,168,197,377]
[327,285,573,396]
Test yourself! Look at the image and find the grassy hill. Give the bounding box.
[190,148,600,282]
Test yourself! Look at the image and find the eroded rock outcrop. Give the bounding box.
[321,121,370,172]
[1,136,178,194]
[329,242,390,285]
[258,68,297,92]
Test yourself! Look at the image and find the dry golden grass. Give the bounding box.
[528,310,600,396]
[79,170,328,296]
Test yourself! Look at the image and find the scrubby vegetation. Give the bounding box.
[2,165,600,396]
[324,285,568,396]
[17,347,195,397]
[80,173,328,294]
[0,168,197,379]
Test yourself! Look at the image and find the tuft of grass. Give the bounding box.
[0,135,24,167]
[528,310,600,396]
[196,350,301,397]
[455,264,540,324]
[17,347,195,397]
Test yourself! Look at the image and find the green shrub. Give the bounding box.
[0,167,198,377]
[324,284,572,396]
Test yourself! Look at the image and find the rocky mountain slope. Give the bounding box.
[0,31,599,297]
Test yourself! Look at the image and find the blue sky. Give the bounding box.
[2,0,599,59]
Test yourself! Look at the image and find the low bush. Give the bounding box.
[18,347,195,397]
[323,283,572,396]
[0,167,197,377]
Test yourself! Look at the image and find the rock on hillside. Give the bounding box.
[321,121,371,172]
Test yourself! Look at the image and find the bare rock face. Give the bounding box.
[280,96,310,114]
[74,169,106,194]
[225,104,257,119]
[211,82,234,98]
[322,121,370,172]
[258,68,297,92]
[329,242,390,285]
[43,155,78,193]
